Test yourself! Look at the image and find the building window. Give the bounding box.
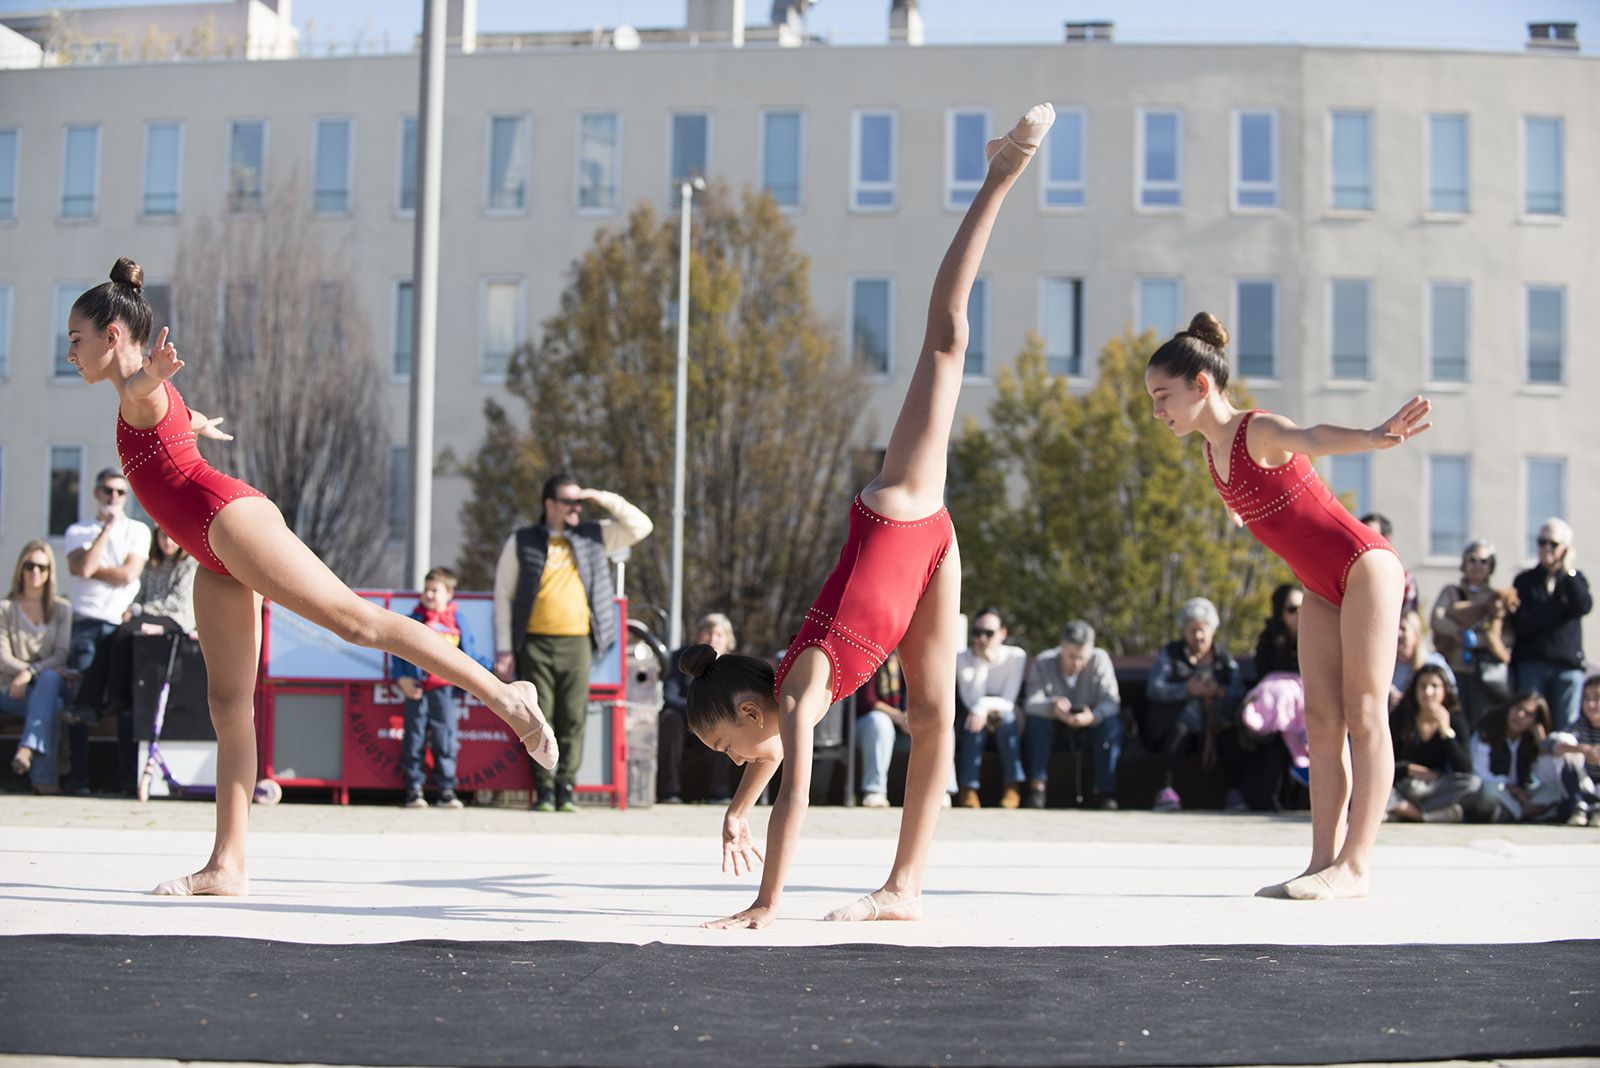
[54,284,90,378]
[388,445,410,545]
[761,109,802,210]
[227,120,265,213]
[0,128,16,219]
[1330,110,1372,211]
[313,117,353,213]
[1233,110,1278,209]
[946,109,988,210]
[1524,458,1566,558]
[480,278,524,379]
[398,116,417,213]
[964,275,989,378]
[1427,281,1469,383]
[1428,455,1470,557]
[486,114,531,212]
[48,445,84,537]
[1042,109,1085,208]
[1137,277,1181,341]
[1235,279,1277,379]
[222,281,260,362]
[1042,276,1083,377]
[1526,285,1564,385]
[393,279,414,379]
[1330,279,1371,380]
[0,284,10,379]
[577,111,620,212]
[142,122,182,216]
[1427,113,1468,214]
[1524,117,1563,216]
[849,276,893,376]
[61,124,100,218]
[1329,455,1371,518]
[144,283,172,339]
[851,110,897,211]
[669,111,710,204]
[1138,108,1182,208]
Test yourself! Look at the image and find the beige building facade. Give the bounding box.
[0,22,1593,650]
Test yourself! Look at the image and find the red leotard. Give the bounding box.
[1206,410,1395,607]
[116,380,267,576]
[773,495,955,703]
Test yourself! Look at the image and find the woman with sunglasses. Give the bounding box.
[1509,519,1592,732]
[1429,540,1515,727]
[1145,314,1431,900]
[678,104,1055,928]
[0,542,72,793]
[65,260,555,896]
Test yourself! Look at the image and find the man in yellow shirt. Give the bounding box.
[493,474,653,811]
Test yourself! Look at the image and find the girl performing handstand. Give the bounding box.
[1145,314,1431,899]
[67,261,557,896]
[680,103,1055,929]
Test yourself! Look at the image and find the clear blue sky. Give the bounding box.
[4,0,1598,53]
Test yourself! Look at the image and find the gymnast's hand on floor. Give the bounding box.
[703,903,775,930]
[722,811,764,877]
[144,327,184,381]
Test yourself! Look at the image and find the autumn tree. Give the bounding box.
[168,180,393,585]
[949,330,1292,655]
[457,184,867,652]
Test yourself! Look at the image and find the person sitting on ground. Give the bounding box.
[1386,664,1485,823]
[1429,540,1516,728]
[660,613,739,805]
[1472,693,1566,823]
[1391,609,1455,710]
[1143,597,1244,812]
[1571,676,1600,827]
[1019,620,1122,810]
[392,567,489,810]
[1253,583,1302,681]
[70,526,198,729]
[0,542,72,794]
[954,607,1028,809]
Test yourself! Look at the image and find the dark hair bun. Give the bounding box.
[110,257,144,293]
[679,643,719,680]
[1187,311,1228,351]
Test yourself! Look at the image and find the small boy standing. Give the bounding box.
[394,567,486,809]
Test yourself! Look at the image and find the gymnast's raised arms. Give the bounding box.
[1246,396,1432,462]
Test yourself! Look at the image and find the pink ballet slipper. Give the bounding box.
[823,893,923,922]
[985,103,1056,168]
[508,680,559,770]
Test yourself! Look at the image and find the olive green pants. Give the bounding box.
[516,634,592,792]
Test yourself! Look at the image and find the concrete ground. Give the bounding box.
[1,794,1595,948]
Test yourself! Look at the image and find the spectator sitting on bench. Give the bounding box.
[1020,620,1122,810]
[1142,597,1244,812]
[2,541,72,794]
[954,608,1028,809]
[69,525,198,727]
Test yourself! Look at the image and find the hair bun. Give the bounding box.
[1186,311,1228,351]
[679,643,719,680]
[110,257,144,293]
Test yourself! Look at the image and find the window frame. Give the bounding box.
[850,109,899,213]
[1232,276,1280,382]
[667,110,713,206]
[944,107,991,212]
[1524,283,1566,386]
[1425,279,1471,386]
[140,120,184,219]
[759,108,804,213]
[478,275,526,383]
[59,123,102,221]
[53,282,93,380]
[1327,108,1373,213]
[0,126,18,222]
[46,443,85,539]
[848,274,896,379]
[1522,456,1566,559]
[1424,112,1469,217]
[1328,277,1373,382]
[391,277,414,382]
[964,274,990,380]
[0,282,11,381]
[1040,107,1086,211]
[1135,107,1183,211]
[224,118,268,215]
[1136,276,1183,343]
[1231,108,1279,212]
[484,112,532,215]
[1425,453,1472,561]
[1039,275,1085,378]
[1328,454,1373,518]
[575,110,622,215]
[311,115,355,216]
[397,115,418,215]
[1521,114,1565,219]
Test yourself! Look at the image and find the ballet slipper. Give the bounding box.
[985,102,1056,169]
[506,680,559,770]
[1283,867,1368,902]
[823,893,923,922]
[151,871,250,897]
[1255,868,1314,898]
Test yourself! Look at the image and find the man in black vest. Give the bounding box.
[493,474,653,811]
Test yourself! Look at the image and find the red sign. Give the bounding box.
[342,683,534,793]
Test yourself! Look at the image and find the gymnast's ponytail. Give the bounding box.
[680,644,776,734]
[73,257,154,346]
[1147,311,1231,392]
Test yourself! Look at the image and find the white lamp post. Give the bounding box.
[668,175,706,651]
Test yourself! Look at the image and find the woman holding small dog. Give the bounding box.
[1430,539,1517,728]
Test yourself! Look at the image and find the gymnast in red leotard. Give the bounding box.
[1146,312,1432,901]
[677,104,1057,930]
[67,259,556,898]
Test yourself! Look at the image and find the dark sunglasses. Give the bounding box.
[1464,556,1492,566]
[22,561,50,573]
[98,486,129,497]
[1536,538,1561,549]
[971,628,996,639]
[1284,604,1300,614]
[555,497,584,507]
